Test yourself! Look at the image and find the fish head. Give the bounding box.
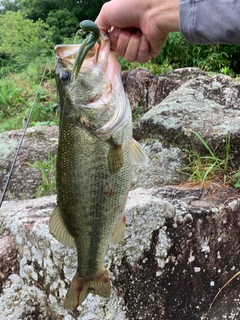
[55,36,129,139]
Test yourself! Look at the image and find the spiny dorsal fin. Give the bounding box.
[49,206,75,247]
[64,269,111,309]
[131,139,149,166]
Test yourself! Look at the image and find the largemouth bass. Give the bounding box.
[50,21,148,309]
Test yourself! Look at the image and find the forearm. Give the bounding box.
[180,0,240,44]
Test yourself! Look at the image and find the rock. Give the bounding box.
[131,140,187,189]
[0,234,19,293]
[122,67,207,115]
[133,70,240,167]
[0,126,58,201]
[0,186,239,319]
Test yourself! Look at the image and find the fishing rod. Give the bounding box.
[0,62,49,208]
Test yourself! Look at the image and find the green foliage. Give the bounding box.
[0,0,20,13]
[232,172,240,188]
[117,56,173,75]
[182,131,232,185]
[158,32,240,75]
[18,0,104,39]
[29,87,58,127]
[118,33,240,76]
[28,151,57,197]
[0,78,25,115]
[0,116,24,132]
[0,11,53,68]
[220,66,234,77]
[20,0,68,21]
[0,74,29,132]
[182,130,240,189]
[0,59,58,133]
[46,8,79,44]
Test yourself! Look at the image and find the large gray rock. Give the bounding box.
[0,126,58,200]
[0,186,239,319]
[1,67,240,319]
[122,67,207,115]
[133,70,240,167]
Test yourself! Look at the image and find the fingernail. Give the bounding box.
[141,34,147,42]
[113,27,121,37]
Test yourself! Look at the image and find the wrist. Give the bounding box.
[143,0,180,34]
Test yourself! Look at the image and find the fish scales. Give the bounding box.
[50,22,148,309]
[57,117,132,277]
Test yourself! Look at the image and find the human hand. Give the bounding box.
[95,0,180,63]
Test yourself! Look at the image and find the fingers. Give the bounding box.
[109,28,153,63]
[137,34,153,63]
[110,28,140,62]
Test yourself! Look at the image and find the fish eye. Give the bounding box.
[61,70,71,82]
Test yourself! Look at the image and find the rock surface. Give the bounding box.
[0,186,239,319]
[0,126,58,200]
[132,68,240,167]
[0,67,240,319]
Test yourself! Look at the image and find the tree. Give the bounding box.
[0,0,107,51]
[0,0,21,14]
[19,0,105,22]
[46,8,79,44]
[0,11,53,66]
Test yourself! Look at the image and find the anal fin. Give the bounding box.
[64,269,111,309]
[49,206,75,247]
[110,215,126,245]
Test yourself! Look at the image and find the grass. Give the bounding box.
[28,150,57,197]
[181,131,239,187]
[0,62,58,133]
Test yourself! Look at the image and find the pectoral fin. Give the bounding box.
[49,206,75,248]
[131,139,149,166]
[108,143,124,175]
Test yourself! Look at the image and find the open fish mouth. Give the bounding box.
[55,20,105,77]
[54,21,128,142]
[54,44,95,65]
[54,43,98,75]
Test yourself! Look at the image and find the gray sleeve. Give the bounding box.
[180,0,240,44]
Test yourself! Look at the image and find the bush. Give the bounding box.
[157,32,240,75]
[0,11,53,69]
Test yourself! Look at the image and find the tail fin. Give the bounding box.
[64,268,111,309]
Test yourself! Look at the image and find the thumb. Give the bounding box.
[95,6,112,34]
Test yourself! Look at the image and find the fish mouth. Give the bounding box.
[55,33,128,142]
[54,44,97,73]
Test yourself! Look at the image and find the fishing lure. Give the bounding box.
[72,20,102,79]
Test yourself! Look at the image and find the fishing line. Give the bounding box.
[0,61,49,208]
